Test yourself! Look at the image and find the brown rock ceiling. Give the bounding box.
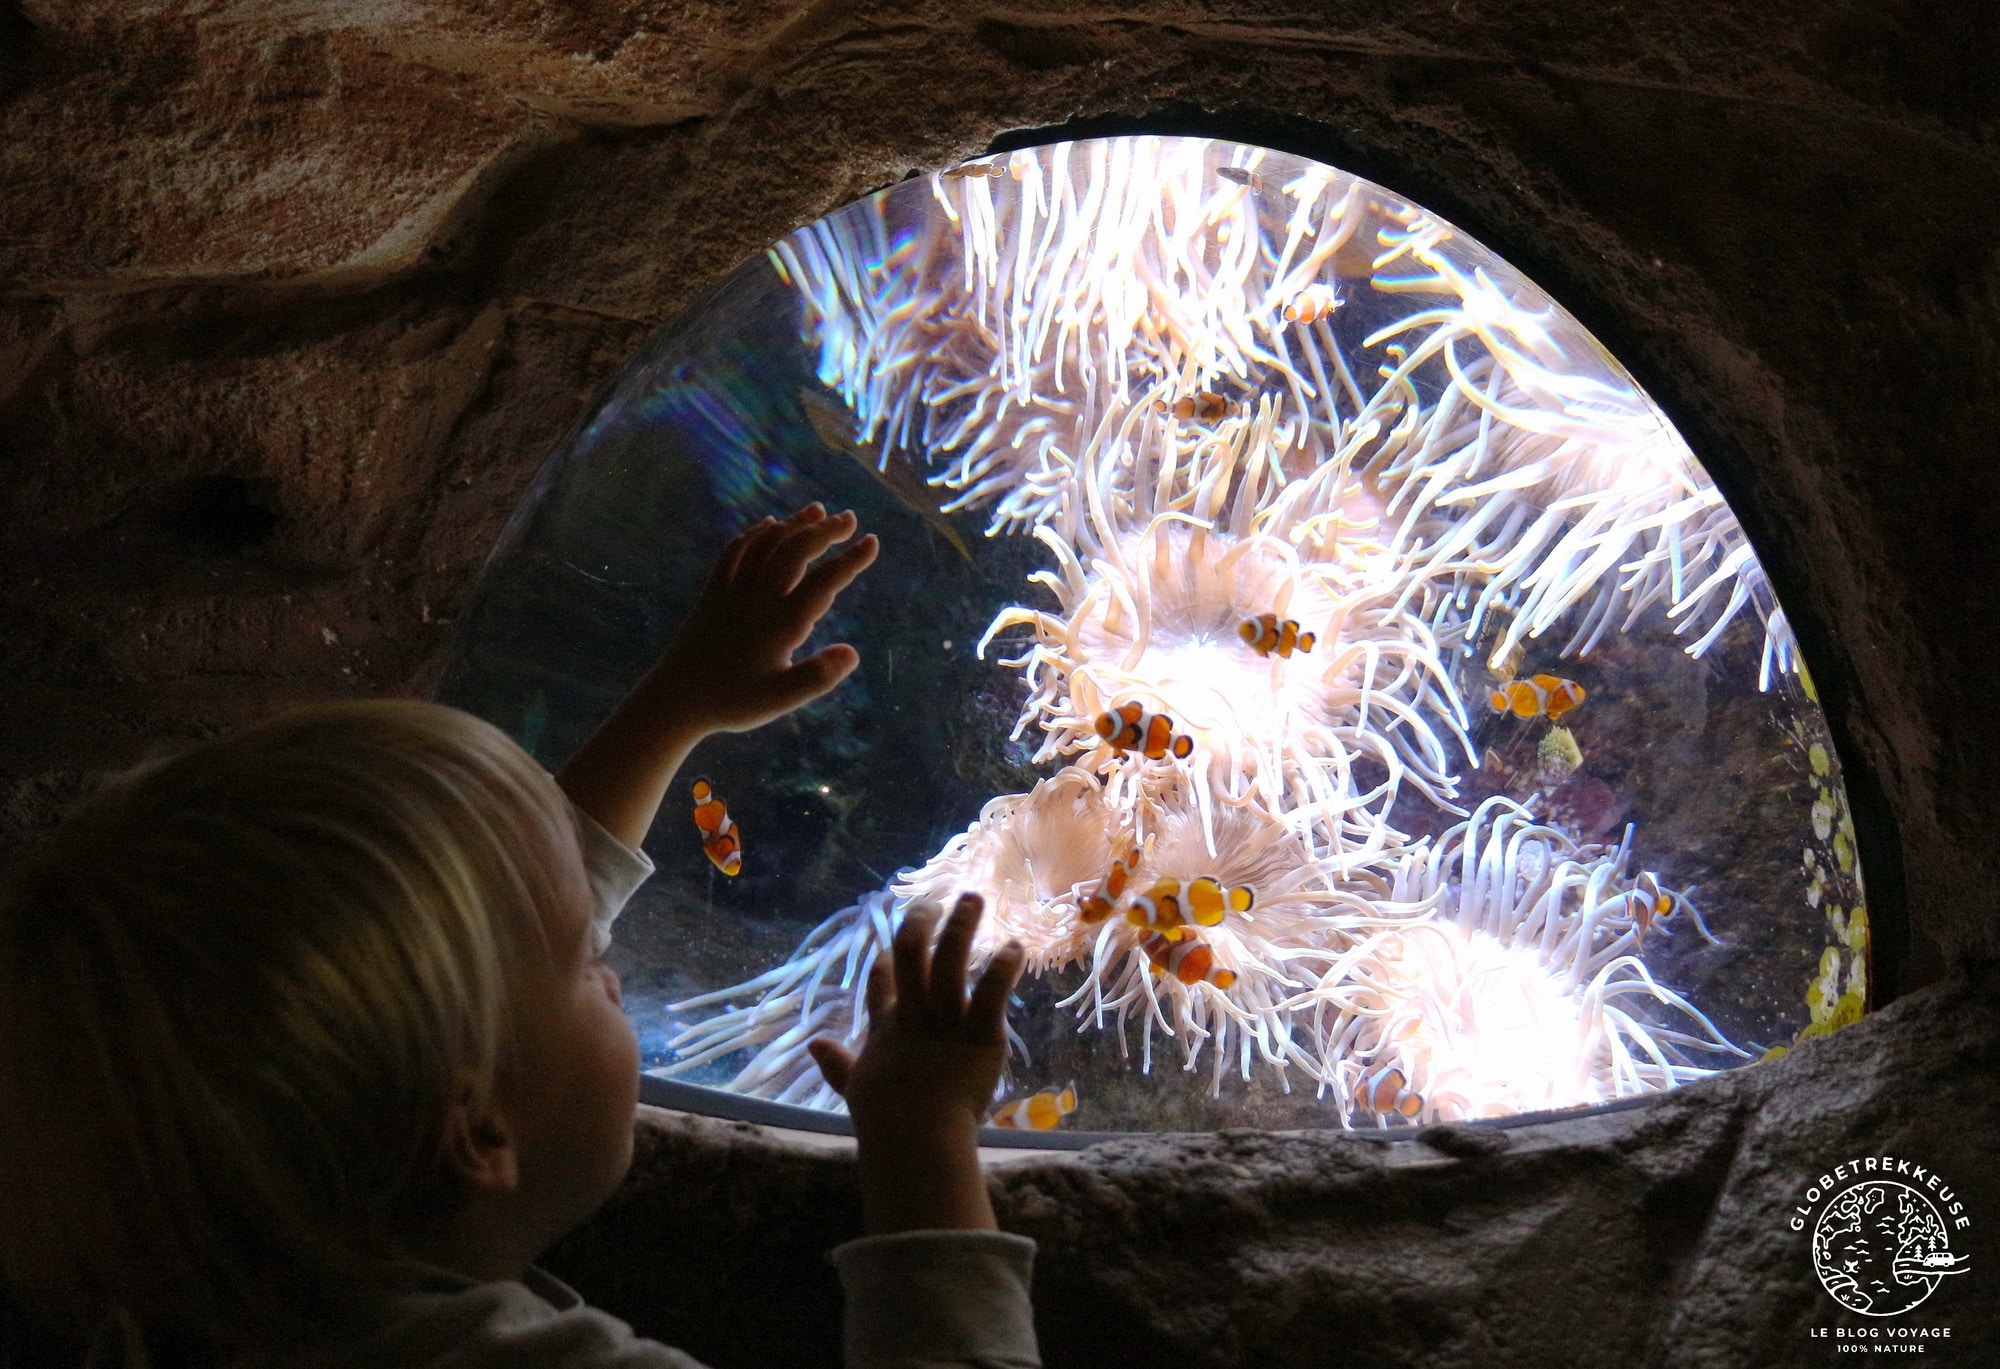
[2,2,1996,1365]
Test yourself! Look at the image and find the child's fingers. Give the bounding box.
[786,534,878,630]
[728,519,793,590]
[765,645,859,711]
[925,893,983,1022]
[738,504,825,582]
[965,940,1025,1047]
[806,1038,854,1095]
[758,508,857,595]
[712,516,777,588]
[890,904,941,1029]
[863,952,894,1022]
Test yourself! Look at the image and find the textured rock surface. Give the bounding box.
[3,1,1997,1365]
[559,975,1998,1367]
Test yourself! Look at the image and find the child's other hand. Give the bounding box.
[809,894,1025,1234]
[662,504,878,735]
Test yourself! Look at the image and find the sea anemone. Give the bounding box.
[671,135,1771,1128]
[774,135,1795,688]
[977,389,1473,866]
[1289,797,1744,1124]
[665,888,899,1110]
[1047,781,1426,1095]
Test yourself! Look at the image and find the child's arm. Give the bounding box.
[808,893,1026,1233]
[557,503,878,849]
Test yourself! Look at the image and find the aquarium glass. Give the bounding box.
[440,136,1869,1135]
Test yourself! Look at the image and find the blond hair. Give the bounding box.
[0,700,588,1347]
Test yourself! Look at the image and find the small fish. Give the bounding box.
[1628,871,1673,945]
[1094,702,1194,761]
[1153,391,1235,423]
[800,391,975,565]
[1078,848,1138,923]
[1283,283,1342,324]
[690,777,742,877]
[1360,1065,1423,1119]
[941,161,1009,179]
[1488,674,1587,721]
[1238,613,1317,659]
[990,1082,1078,1130]
[1127,878,1186,938]
[1143,933,1238,989]
[1184,875,1254,927]
[1216,165,1262,191]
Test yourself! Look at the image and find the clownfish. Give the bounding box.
[1078,849,1138,924]
[1629,871,1673,945]
[1154,391,1235,423]
[690,778,742,877]
[1143,933,1238,989]
[990,1082,1078,1130]
[1239,613,1317,659]
[1184,875,1254,926]
[1488,674,1587,721]
[1127,878,1186,938]
[941,161,1008,179]
[1360,1065,1424,1120]
[1095,702,1194,761]
[1284,283,1342,324]
[1216,165,1263,191]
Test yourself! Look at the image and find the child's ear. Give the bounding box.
[441,1074,520,1196]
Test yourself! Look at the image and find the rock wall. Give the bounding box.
[3,2,1996,1366]
[558,974,1998,1368]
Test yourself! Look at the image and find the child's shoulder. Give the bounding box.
[226,1269,709,1369]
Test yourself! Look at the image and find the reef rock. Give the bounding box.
[554,974,1999,1367]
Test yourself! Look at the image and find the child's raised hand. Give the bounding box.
[662,503,878,736]
[556,503,876,849]
[808,894,1025,1234]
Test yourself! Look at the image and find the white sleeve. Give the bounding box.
[832,1230,1042,1369]
[566,797,656,956]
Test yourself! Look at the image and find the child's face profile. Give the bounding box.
[499,881,642,1241]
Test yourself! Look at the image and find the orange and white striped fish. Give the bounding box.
[1143,933,1238,989]
[1488,674,1586,721]
[1628,871,1673,945]
[1184,875,1254,926]
[690,777,742,877]
[1126,878,1186,938]
[989,1082,1078,1130]
[1283,283,1342,324]
[941,161,1009,179]
[1154,391,1235,423]
[1239,613,1317,658]
[1078,848,1138,924]
[1095,702,1194,761]
[1360,1065,1423,1120]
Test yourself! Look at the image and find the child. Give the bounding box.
[0,504,1039,1367]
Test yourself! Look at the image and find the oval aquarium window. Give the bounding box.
[441,136,1870,1137]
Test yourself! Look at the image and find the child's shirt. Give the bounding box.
[222,1228,1041,1369]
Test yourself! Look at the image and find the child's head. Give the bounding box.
[0,700,638,1347]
